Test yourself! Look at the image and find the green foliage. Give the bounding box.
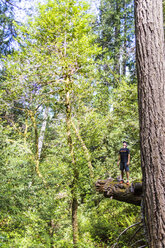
[110,80,141,178]
[0,0,142,247]
[95,0,135,86]
[0,0,17,56]
[163,0,165,25]
[78,197,143,248]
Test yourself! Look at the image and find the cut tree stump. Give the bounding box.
[95,178,142,206]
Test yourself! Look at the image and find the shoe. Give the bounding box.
[120,180,124,184]
[126,181,129,185]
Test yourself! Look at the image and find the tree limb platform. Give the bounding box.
[95,178,142,206]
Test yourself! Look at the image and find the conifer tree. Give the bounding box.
[96,0,135,83]
[0,0,21,56]
[135,0,165,246]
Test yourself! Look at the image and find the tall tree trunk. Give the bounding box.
[24,119,28,147]
[38,107,49,159]
[114,0,121,76]
[30,111,46,185]
[134,0,165,247]
[65,77,79,247]
[71,191,78,248]
[122,0,127,76]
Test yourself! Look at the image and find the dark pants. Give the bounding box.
[120,162,129,172]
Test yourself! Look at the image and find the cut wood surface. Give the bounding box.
[95,178,142,206]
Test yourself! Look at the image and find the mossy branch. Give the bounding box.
[95,178,142,206]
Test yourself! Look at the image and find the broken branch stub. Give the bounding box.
[95,178,142,206]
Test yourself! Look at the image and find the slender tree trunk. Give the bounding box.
[65,77,79,247]
[122,0,127,76]
[114,0,121,76]
[71,120,94,178]
[24,119,28,147]
[71,192,78,248]
[38,107,49,159]
[30,111,46,184]
[134,0,165,247]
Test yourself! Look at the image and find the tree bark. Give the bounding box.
[95,178,142,206]
[114,0,121,76]
[134,0,165,247]
[38,107,49,160]
[65,77,79,248]
[30,111,46,185]
[122,0,127,76]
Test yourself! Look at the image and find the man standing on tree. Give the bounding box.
[117,141,130,185]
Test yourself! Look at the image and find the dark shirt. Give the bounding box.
[119,148,130,163]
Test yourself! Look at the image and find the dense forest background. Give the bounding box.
[0,0,164,247]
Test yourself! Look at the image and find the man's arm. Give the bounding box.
[127,154,130,165]
[117,154,120,166]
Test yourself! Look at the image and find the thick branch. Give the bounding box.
[71,120,94,178]
[95,178,142,206]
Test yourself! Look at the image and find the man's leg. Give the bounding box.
[120,170,124,183]
[126,171,129,181]
[125,163,129,184]
[126,167,129,185]
[121,170,124,180]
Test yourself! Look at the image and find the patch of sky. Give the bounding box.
[14,0,42,23]
[14,0,100,23]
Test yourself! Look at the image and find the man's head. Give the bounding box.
[123,141,127,147]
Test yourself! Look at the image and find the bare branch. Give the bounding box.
[128,225,143,245]
[1,0,25,10]
[111,222,142,248]
[130,239,146,247]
